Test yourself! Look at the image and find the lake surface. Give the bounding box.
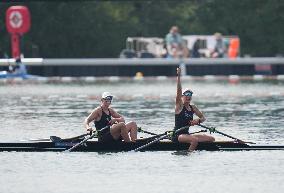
[0,79,284,193]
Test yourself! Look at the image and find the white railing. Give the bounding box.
[0,57,284,66]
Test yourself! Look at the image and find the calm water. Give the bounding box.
[0,79,284,193]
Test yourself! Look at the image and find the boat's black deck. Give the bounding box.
[0,140,284,152]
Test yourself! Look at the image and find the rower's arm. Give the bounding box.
[175,67,183,113]
[109,108,125,123]
[84,109,99,131]
[192,105,206,123]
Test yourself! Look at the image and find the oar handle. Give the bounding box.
[198,124,216,133]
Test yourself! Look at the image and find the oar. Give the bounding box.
[138,127,159,136]
[64,126,110,152]
[134,125,189,152]
[198,124,251,144]
[137,127,172,142]
[138,127,206,138]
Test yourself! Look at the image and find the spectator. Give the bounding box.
[165,26,188,58]
[9,58,27,75]
[161,44,168,58]
[211,32,226,58]
[191,38,201,58]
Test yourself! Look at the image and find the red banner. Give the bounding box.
[6,6,30,34]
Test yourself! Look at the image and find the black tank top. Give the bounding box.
[174,105,194,134]
[94,107,111,130]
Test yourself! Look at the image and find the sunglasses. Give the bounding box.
[182,91,193,97]
[103,96,113,102]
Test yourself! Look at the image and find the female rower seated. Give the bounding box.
[174,68,215,151]
[84,92,137,142]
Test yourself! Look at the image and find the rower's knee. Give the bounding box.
[130,122,137,131]
[178,135,198,145]
[118,122,128,132]
[116,122,126,128]
[190,137,199,146]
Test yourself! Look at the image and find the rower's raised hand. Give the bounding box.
[177,67,181,77]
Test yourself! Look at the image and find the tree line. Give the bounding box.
[0,0,283,58]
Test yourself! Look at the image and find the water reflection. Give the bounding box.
[171,150,191,156]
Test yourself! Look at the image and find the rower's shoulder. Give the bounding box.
[93,106,102,113]
[190,103,198,110]
[175,103,183,114]
[108,107,117,114]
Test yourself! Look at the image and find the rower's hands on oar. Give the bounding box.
[109,118,119,125]
[190,119,201,126]
[86,127,93,135]
[197,124,215,133]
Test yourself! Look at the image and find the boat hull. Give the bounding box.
[0,140,284,152]
[0,71,41,79]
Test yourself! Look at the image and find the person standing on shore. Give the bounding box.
[165,26,188,58]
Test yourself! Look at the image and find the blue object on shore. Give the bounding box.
[0,71,40,79]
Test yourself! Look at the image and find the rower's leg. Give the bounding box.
[110,124,123,140]
[193,134,215,142]
[126,121,137,141]
[110,122,131,142]
[178,134,199,152]
[120,123,131,142]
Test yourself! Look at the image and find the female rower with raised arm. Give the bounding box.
[174,67,215,151]
[84,92,137,142]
